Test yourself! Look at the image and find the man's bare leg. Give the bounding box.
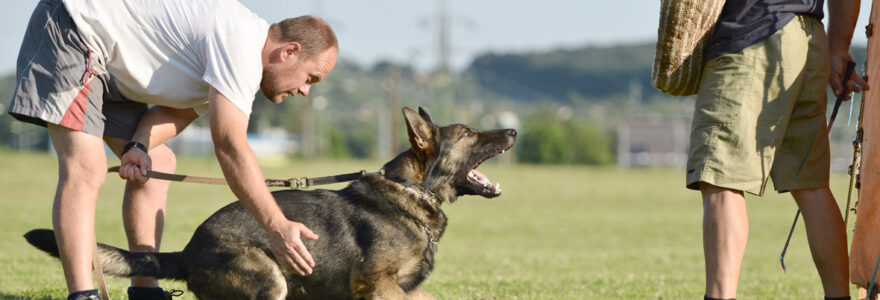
[106,138,176,288]
[49,124,108,293]
[791,187,849,298]
[701,183,748,299]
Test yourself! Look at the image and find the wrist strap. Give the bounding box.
[122,141,148,156]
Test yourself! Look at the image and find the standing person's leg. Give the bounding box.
[701,183,748,299]
[48,124,108,293]
[100,95,178,297]
[769,16,848,298]
[791,188,849,298]
[105,138,176,288]
[687,17,815,299]
[123,146,175,288]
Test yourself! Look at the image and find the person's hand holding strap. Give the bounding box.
[119,141,151,183]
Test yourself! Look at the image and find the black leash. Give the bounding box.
[779,61,856,272]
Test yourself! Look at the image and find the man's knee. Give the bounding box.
[49,125,108,189]
[149,145,177,173]
[57,155,107,190]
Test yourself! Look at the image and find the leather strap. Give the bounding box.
[107,166,378,189]
[92,245,110,300]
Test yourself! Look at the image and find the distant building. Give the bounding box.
[168,126,297,157]
[617,113,858,172]
[617,115,689,168]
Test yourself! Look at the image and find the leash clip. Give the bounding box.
[290,177,309,189]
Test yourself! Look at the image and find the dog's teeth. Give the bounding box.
[495,182,501,190]
[501,149,506,154]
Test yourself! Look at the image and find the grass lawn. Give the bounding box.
[0,150,861,299]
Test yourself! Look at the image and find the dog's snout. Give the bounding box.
[506,129,517,137]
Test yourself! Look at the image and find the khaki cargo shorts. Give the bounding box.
[686,15,830,196]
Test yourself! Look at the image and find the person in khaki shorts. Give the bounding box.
[687,1,868,299]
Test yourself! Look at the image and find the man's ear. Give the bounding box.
[403,107,435,154]
[280,42,303,63]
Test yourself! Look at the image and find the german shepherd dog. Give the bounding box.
[25,107,517,299]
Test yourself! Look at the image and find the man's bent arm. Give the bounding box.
[128,106,199,150]
[208,88,318,276]
[118,105,198,182]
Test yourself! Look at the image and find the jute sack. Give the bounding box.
[652,0,725,96]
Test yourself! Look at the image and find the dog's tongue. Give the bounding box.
[470,169,489,184]
[470,169,502,195]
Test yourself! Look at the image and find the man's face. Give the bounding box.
[261,46,338,103]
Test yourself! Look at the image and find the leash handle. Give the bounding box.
[828,61,857,130]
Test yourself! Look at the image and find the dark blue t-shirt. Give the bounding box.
[705,0,824,61]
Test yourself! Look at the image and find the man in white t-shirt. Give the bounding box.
[8,0,338,299]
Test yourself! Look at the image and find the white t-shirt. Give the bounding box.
[62,0,269,116]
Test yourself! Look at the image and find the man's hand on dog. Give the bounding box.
[119,147,151,183]
[266,218,319,276]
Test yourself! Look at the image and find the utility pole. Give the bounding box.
[388,68,402,156]
[300,97,315,157]
[436,0,451,75]
[433,0,457,122]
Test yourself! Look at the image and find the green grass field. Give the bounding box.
[0,150,862,299]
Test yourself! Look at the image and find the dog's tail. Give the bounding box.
[24,229,186,280]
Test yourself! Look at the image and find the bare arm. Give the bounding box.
[828,0,869,96]
[118,106,198,182]
[208,88,318,276]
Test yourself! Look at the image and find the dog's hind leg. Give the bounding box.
[406,287,435,300]
[187,247,288,300]
[351,275,407,300]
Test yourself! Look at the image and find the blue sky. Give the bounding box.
[0,1,873,74]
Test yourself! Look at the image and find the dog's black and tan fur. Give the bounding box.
[25,107,516,299]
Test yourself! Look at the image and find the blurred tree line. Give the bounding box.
[1,43,866,165]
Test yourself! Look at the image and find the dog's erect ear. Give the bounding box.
[403,107,435,154]
[417,106,434,124]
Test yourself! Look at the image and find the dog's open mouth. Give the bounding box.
[467,168,501,196]
[464,149,508,197]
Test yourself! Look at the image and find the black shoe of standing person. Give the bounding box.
[128,287,184,300]
[68,289,100,300]
[704,295,734,300]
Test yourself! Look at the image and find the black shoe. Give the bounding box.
[704,295,735,300]
[127,287,184,300]
[68,289,100,300]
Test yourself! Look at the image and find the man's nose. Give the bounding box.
[299,84,312,96]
